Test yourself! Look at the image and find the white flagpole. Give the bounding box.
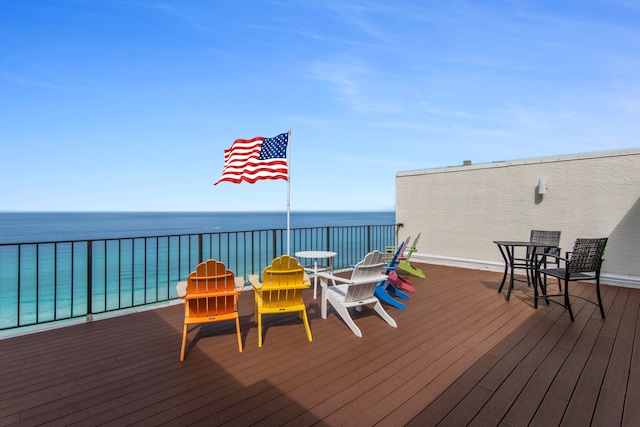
[287,128,291,255]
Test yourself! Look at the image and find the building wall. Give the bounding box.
[395,148,640,287]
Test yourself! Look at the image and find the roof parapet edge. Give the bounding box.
[396,147,640,177]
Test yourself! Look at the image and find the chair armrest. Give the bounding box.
[235,277,245,292]
[176,281,187,298]
[534,252,569,268]
[352,274,388,285]
[317,271,353,284]
[303,272,311,285]
[249,275,262,290]
[264,284,310,290]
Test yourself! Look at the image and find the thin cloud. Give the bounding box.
[309,59,402,114]
[0,72,63,90]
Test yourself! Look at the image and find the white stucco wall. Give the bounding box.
[396,148,640,287]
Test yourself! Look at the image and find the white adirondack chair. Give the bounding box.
[318,250,397,337]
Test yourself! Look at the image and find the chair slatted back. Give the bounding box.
[529,230,561,257]
[261,255,307,308]
[344,251,386,303]
[185,259,237,318]
[404,233,421,261]
[568,238,608,273]
[385,237,409,272]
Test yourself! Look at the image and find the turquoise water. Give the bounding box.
[0,211,395,244]
[0,212,395,329]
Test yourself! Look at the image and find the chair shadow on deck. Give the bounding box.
[306,297,399,321]
[253,313,314,347]
[304,300,323,319]
[161,305,324,425]
[0,303,323,426]
[480,280,501,292]
[480,278,540,309]
[185,313,255,356]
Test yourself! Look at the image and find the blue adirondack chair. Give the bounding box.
[375,237,412,310]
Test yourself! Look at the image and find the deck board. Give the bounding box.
[1,263,639,426]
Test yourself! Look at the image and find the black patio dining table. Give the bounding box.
[493,240,558,301]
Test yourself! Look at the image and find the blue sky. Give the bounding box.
[1,1,639,212]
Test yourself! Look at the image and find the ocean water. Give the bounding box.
[0,211,395,244]
[0,211,395,330]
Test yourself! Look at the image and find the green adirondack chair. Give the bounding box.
[397,233,425,278]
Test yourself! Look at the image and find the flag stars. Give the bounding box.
[259,133,288,160]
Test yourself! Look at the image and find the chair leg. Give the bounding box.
[180,324,188,362]
[372,301,397,328]
[321,278,329,319]
[596,278,606,319]
[564,281,574,322]
[386,284,410,300]
[374,287,407,310]
[534,271,550,308]
[235,317,243,352]
[257,312,263,347]
[332,302,363,337]
[254,298,259,324]
[301,309,313,342]
[534,271,540,309]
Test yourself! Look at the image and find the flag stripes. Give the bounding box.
[214,133,288,185]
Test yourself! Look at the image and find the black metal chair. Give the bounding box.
[535,238,608,322]
[513,230,561,286]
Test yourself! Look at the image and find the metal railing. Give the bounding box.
[0,223,398,330]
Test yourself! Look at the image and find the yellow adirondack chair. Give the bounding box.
[176,259,244,361]
[249,255,313,347]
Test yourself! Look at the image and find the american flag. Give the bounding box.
[214,133,289,185]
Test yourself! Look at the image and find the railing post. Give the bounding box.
[251,230,256,277]
[325,227,330,251]
[272,229,277,260]
[86,241,93,322]
[367,226,371,252]
[198,234,203,264]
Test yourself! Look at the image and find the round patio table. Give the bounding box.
[295,250,337,299]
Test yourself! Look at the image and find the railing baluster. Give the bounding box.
[117,240,121,310]
[54,243,58,321]
[17,245,21,326]
[143,238,147,304]
[72,243,76,316]
[87,241,92,320]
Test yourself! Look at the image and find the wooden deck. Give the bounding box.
[1,264,639,426]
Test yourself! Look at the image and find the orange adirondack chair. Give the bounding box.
[176,259,244,361]
[249,255,313,347]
